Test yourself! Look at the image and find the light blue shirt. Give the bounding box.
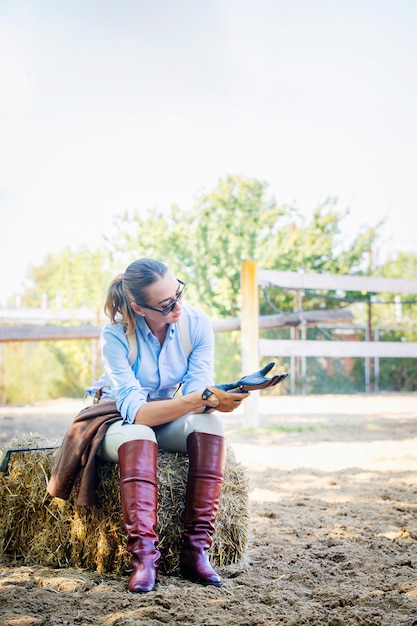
[85,304,214,424]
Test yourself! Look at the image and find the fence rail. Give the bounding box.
[259,339,417,358]
[1,264,416,429]
[241,262,417,427]
[258,269,417,294]
[0,309,354,342]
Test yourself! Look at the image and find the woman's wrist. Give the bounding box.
[182,389,218,411]
[181,390,214,411]
[201,387,219,408]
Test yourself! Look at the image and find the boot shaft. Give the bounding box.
[183,432,226,535]
[180,432,227,586]
[118,439,160,592]
[118,439,159,542]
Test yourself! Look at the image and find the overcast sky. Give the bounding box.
[1,0,416,297]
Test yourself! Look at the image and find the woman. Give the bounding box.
[86,258,248,593]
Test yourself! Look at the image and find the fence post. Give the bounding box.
[241,261,260,428]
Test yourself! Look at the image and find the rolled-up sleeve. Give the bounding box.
[100,324,148,422]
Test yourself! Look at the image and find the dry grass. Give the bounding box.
[1,433,249,575]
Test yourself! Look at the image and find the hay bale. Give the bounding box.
[0,433,249,575]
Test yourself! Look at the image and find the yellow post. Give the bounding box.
[240,261,260,428]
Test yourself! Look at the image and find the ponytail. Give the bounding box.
[104,273,136,334]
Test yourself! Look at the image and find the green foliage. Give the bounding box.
[107,175,378,322]
[259,212,380,316]
[377,252,417,326]
[4,342,65,403]
[376,327,417,391]
[108,175,288,317]
[214,332,242,383]
[3,339,99,403]
[23,245,111,314]
[5,246,110,404]
[107,205,190,274]
[304,357,362,394]
[378,358,417,391]
[381,251,417,280]
[189,175,287,317]
[4,173,416,402]
[46,339,101,397]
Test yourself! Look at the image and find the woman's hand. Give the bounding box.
[201,387,249,413]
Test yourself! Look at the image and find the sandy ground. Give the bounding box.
[1,393,417,626]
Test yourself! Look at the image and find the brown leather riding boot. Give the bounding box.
[118,439,160,593]
[179,432,227,587]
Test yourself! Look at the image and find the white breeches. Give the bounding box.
[101,411,225,463]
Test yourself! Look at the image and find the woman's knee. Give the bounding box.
[186,412,225,438]
[101,421,156,462]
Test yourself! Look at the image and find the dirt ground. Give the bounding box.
[1,393,417,626]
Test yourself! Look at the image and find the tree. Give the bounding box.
[23,245,111,315]
[371,251,417,391]
[187,175,289,317]
[108,175,380,319]
[11,173,412,401]
[4,246,112,403]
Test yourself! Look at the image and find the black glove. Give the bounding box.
[214,362,288,392]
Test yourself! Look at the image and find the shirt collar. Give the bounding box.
[136,315,176,340]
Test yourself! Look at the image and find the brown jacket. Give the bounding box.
[47,401,122,506]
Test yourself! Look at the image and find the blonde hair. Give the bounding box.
[104,258,168,334]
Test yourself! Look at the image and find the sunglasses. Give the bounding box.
[139,280,186,316]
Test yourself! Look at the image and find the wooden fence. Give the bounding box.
[240,262,417,426]
[1,264,416,427]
